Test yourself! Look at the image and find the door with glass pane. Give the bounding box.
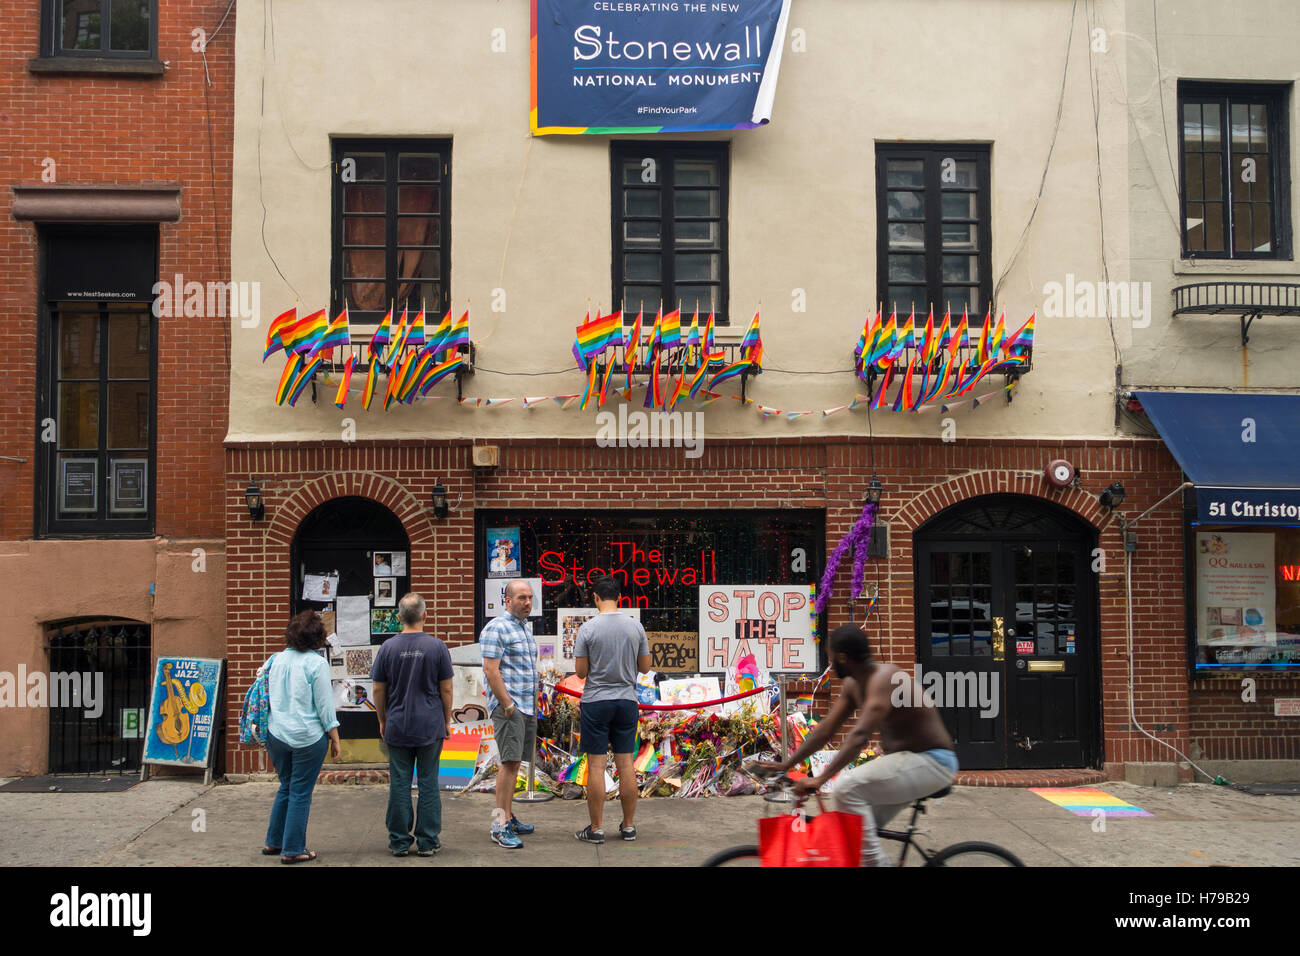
[915,496,1099,769]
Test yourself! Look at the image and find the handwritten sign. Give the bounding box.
[698,585,818,675]
[646,631,699,675]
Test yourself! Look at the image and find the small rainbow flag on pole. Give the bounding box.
[633,743,660,774]
[559,753,589,787]
[333,354,355,409]
[263,306,298,361]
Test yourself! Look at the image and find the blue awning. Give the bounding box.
[1134,391,1300,525]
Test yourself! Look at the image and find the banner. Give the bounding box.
[698,585,817,674]
[142,657,224,769]
[531,0,793,135]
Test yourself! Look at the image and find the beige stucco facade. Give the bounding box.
[1123,0,1300,391]
[229,0,1154,443]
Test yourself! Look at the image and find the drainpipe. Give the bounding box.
[1121,481,1217,782]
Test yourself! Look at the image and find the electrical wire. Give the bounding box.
[258,0,301,299]
[1151,0,1182,198]
[1085,0,1120,367]
[993,0,1079,305]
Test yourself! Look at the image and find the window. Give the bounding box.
[875,145,992,317]
[612,143,729,324]
[41,0,156,58]
[39,227,156,536]
[331,139,451,328]
[1179,83,1291,259]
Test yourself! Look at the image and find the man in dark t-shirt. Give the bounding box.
[371,593,454,857]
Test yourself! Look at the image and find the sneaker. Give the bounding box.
[575,825,605,845]
[491,826,523,849]
[618,822,637,841]
[416,839,441,857]
[390,847,410,857]
[508,815,534,835]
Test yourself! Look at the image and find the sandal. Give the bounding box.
[281,851,317,864]
[261,846,281,856]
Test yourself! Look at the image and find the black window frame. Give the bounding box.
[39,0,158,60]
[875,144,993,320]
[36,228,158,538]
[611,141,730,326]
[1178,82,1292,261]
[330,138,453,329]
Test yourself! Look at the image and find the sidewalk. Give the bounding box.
[1,779,1297,867]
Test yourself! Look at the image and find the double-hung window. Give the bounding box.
[876,145,992,318]
[612,143,729,324]
[1179,83,1291,259]
[331,139,451,328]
[40,0,157,59]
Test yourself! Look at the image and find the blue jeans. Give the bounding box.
[386,741,443,852]
[265,732,329,857]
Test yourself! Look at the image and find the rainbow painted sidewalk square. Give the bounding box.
[1029,787,1153,817]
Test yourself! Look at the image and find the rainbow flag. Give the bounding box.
[579,360,599,412]
[417,352,462,394]
[867,309,896,366]
[576,310,622,364]
[361,360,380,410]
[624,310,642,389]
[921,306,938,364]
[795,693,813,710]
[1005,312,1035,357]
[854,310,879,376]
[871,359,895,409]
[935,308,953,356]
[706,359,749,393]
[381,306,410,367]
[687,358,710,398]
[976,306,993,364]
[305,306,350,359]
[659,308,681,350]
[891,309,914,361]
[437,733,482,789]
[286,309,328,355]
[444,310,470,352]
[643,309,662,366]
[683,309,701,360]
[405,305,426,349]
[572,310,591,371]
[368,306,394,361]
[739,311,761,352]
[285,356,322,407]
[262,306,297,361]
[559,753,588,786]
[598,351,617,406]
[422,310,453,359]
[275,353,303,405]
[333,354,355,409]
[989,310,1006,359]
[633,743,660,774]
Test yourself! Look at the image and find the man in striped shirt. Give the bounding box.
[480,579,539,849]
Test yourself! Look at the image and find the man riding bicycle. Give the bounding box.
[759,625,958,866]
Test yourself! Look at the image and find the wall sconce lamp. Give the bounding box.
[1098,481,1127,511]
[863,475,883,506]
[431,479,450,519]
[245,480,265,521]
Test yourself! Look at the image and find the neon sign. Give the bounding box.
[538,540,718,591]
[1280,565,1300,582]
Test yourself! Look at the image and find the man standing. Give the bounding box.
[480,579,538,849]
[371,593,455,857]
[573,576,650,845]
[759,624,958,866]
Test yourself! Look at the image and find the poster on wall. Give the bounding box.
[60,458,98,513]
[487,527,521,578]
[141,657,224,770]
[302,572,340,602]
[558,607,642,673]
[373,577,397,607]
[646,631,699,675]
[1197,532,1276,648]
[334,678,375,711]
[530,0,793,135]
[484,578,544,618]
[658,676,723,715]
[335,595,372,646]
[698,585,818,674]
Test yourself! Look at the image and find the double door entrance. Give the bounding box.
[914,496,1100,769]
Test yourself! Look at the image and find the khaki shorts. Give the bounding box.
[491,706,537,764]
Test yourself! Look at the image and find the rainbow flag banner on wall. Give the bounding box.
[437,732,482,790]
[1029,787,1153,817]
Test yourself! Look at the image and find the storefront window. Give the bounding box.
[1192,526,1300,671]
[477,510,824,671]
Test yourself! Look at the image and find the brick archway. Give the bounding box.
[265,472,436,549]
[892,470,1106,534]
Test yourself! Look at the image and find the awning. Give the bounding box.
[1135,391,1300,526]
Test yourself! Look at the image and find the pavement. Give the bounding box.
[1,777,1298,867]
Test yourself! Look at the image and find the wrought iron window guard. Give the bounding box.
[310,342,475,403]
[1172,282,1300,346]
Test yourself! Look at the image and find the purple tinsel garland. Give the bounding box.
[816,502,877,614]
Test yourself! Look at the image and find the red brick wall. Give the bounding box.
[1190,679,1300,760]
[219,435,1243,776]
[0,1,233,539]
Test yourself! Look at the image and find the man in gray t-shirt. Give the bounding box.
[573,576,651,845]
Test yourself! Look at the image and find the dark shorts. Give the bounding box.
[579,699,639,755]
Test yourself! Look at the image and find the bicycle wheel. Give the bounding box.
[926,841,1024,867]
[702,844,761,867]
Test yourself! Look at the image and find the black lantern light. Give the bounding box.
[1098,481,1127,511]
[431,479,450,519]
[245,480,265,521]
[864,475,883,506]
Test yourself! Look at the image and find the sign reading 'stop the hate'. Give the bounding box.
[698,585,817,674]
[531,0,792,134]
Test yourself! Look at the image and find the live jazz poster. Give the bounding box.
[142,657,224,769]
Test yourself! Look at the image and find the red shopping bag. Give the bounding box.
[758,802,863,867]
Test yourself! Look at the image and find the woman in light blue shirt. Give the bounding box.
[262,611,341,863]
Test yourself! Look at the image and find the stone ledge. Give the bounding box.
[955,769,1107,788]
[29,56,164,76]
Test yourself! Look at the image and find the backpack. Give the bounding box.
[239,655,277,746]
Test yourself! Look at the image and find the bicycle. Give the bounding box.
[703,775,1025,867]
